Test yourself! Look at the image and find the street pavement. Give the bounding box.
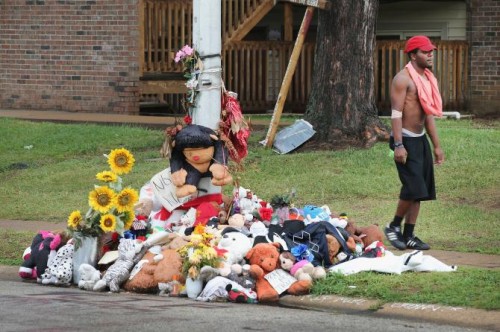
[2,219,499,330]
[1,109,499,330]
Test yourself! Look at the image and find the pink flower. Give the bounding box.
[174,50,185,63]
[181,45,194,56]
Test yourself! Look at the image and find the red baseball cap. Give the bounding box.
[404,35,437,53]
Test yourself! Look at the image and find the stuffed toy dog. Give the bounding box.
[169,125,233,198]
[40,241,74,286]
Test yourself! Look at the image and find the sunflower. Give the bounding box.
[67,210,82,229]
[96,170,118,183]
[107,148,135,175]
[88,186,115,213]
[99,213,117,232]
[123,210,135,230]
[114,187,139,213]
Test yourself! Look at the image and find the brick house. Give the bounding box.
[0,0,498,116]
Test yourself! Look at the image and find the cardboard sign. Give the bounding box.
[264,269,298,294]
[150,168,193,212]
[151,168,220,212]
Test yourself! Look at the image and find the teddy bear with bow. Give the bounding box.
[169,124,233,198]
[279,251,326,282]
[245,242,311,302]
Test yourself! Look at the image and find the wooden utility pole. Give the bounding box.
[192,0,222,130]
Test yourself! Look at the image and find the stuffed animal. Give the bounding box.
[279,251,326,282]
[225,264,256,290]
[19,231,68,282]
[217,228,253,275]
[122,233,189,293]
[218,213,249,235]
[345,222,384,249]
[169,124,233,198]
[93,238,146,292]
[77,263,101,290]
[40,241,74,286]
[245,242,311,302]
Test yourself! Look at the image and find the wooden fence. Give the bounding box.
[139,0,469,114]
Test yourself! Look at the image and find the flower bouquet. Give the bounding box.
[174,44,202,114]
[177,225,226,280]
[66,148,139,249]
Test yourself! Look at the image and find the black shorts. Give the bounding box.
[390,135,436,201]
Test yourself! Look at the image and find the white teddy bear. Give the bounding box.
[77,263,101,291]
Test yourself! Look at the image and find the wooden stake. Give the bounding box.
[265,6,315,148]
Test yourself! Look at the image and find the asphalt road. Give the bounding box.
[0,278,489,332]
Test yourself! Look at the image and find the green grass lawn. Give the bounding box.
[1,117,499,310]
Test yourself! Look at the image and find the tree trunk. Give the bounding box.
[304,0,388,149]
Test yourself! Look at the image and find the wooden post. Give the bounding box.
[265,6,315,148]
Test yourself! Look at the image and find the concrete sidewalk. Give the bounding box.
[0,109,271,129]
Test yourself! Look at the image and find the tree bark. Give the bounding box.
[304,0,388,149]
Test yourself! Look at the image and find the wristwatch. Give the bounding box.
[394,141,404,149]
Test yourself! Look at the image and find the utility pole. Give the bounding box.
[192,0,222,130]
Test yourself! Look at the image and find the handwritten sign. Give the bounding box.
[264,269,298,294]
[151,168,220,212]
[281,0,330,10]
[150,168,193,212]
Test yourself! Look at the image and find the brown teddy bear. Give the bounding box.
[245,242,311,302]
[345,222,384,249]
[122,233,189,293]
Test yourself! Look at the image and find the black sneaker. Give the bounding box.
[384,224,407,250]
[405,236,430,250]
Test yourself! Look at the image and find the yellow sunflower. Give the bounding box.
[107,148,135,175]
[67,210,82,229]
[96,170,118,183]
[99,213,117,232]
[88,186,115,213]
[114,187,139,213]
[123,210,135,230]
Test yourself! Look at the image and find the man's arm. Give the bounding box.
[390,74,408,164]
[425,115,444,164]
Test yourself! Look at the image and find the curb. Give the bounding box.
[279,294,500,330]
[2,264,498,330]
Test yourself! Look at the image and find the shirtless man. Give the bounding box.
[384,36,445,250]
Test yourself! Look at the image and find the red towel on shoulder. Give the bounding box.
[405,62,443,117]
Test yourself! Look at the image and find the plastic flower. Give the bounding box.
[96,170,118,183]
[67,210,82,229]
[107,148,135,175]
[181,45,193,56]
[88,186,115,213]
[99,213,117,232]
[114,187,139,213]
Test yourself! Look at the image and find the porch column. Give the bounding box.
[192,0,222,130]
